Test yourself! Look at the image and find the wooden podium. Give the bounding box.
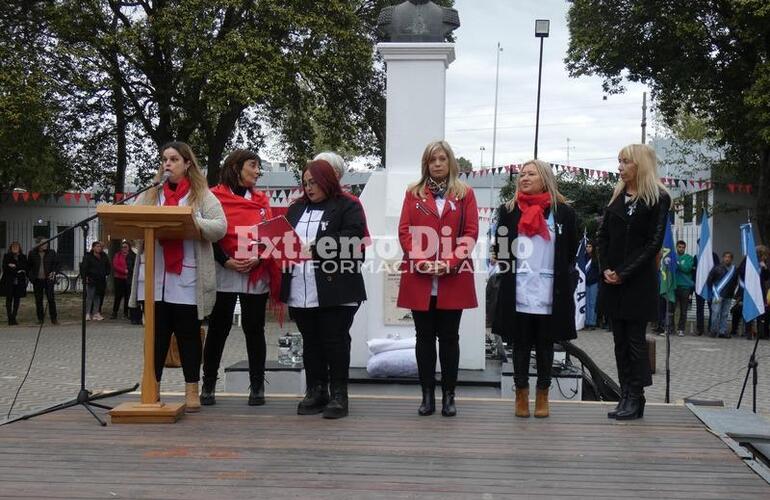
[97,205,201,423]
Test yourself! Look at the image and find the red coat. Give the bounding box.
[397,186,479,311]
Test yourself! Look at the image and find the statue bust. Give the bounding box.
[377,0,460,43]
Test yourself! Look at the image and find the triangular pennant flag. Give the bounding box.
[22,192,30,201]
[727,183,736,193]
[73,193,81,203]
[31,192,40,201]
[84,193,92,203]
[64,192,73,204]
[12,192,20,201]
[747,185,753,194]
[115,192,124,202]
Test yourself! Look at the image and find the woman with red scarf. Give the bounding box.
[397,140,479,418]
[130,142,226,412]
[492,159,578,419]
[201,150,280,406]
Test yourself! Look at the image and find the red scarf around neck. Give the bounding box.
[160,177,191,274]
[517,192,552,240]
[210,184,282,302]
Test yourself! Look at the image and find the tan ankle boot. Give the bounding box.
[515,387,530,417]
[185,382,201,413]
[534,388,549,418]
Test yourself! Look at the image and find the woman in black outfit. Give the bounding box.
[2,242,28,325]
[280,159,367,419]
[598,143,671,420]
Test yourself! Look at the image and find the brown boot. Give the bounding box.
[185,382,201,413]
[515,387,530,418]
[534,388,549,418]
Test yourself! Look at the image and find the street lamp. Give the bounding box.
[491,42,503,170]
[534,19,549,159]
[479,146,486,168]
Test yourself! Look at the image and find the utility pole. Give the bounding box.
[641,92,647,144]
[491,42,502,170]
[567,137,571,165]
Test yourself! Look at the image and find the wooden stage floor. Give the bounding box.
[1,395,767,499]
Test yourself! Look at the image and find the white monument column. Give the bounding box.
[350,42,486,370]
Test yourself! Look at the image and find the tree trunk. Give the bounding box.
[205,105,244,186]
[111,54,127,196]
[756,146,770,244]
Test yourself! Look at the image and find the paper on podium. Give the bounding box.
[239,216,307,265]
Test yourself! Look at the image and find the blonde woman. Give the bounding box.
[492,160,578,419]
[397,140,479,417]
[598,144,670,421]
[129,141,226,412]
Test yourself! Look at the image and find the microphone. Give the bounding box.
[157,170,171,188]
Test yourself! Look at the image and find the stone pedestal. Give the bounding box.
[350,42,486,370]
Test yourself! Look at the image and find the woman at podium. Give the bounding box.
[492,160,578,419]
[280,159,367,419]
[397,140,479,417]
[131,142,226,412]
[202,149,280,406]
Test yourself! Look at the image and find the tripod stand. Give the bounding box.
[4,184,162,426]
[737,331,761,413]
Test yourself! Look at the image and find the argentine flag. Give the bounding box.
[695,215,714,300]
[574,235,587,330]
[740,223,766,323]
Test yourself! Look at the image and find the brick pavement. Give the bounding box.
[1,319,768,420]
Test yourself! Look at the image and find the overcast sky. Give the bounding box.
[444,0,654,172]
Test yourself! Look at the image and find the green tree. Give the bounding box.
[565,0,770,241]
[457,156,473,173]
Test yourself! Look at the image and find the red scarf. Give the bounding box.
[517,192,552,240]
[211,184,282,308]
[160,177,191,274]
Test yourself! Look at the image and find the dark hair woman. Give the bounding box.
[397,140,479,417]
[598,143,671,420]
[129,141,226,412]
[280,159,367,419]
[202,149,281,407]
[81,240,111,321]
[1,242,28,325]
[492,159,578,419]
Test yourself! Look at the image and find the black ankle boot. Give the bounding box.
[297,383,329,415]
[615,389,645,420]
[200,377,217,406]
[607,386,628,419]
[323,382,349,419]
[248,379,265,406]
[418,385,435,416]
[441,388,456,417]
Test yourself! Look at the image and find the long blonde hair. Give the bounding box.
[609,144,668,206]
[505,159,567,212]
[408,140,469,199]
[141,141,209,209]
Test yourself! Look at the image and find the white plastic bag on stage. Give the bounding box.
[366,348,418,378]
[367,337,415,355]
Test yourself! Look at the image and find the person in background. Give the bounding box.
[398,140,479,418]
[1,242,28,325]
[584,241,600,329]
[129,141,226,412]
[313,151,371,242]
[28,237,60,325]
[730,245,770,339]
[202,149,280,407]
[493,159,577,419]
[706,251,737,338]
[111,240,135,320]
[81,241,111,321]
[280,159,367,419]
[598,143,671,421]
[673,240,695,337]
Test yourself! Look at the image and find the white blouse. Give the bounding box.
[515,213,556,315]
[288,207,324,308]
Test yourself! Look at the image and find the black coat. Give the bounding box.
[1,252,28,298]
[27,248,59,280]
[280,195,367,307]
[492,202,579,342]
[81,251,111,295]
[597,190,671,321]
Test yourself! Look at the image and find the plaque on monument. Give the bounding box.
[377,0,460,43]
[383,261,414,325]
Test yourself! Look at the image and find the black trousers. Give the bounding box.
[6,295,20,322]
[112,278,130,316]
[674,288,691,332]
[154,301,201,383]
[611,318,652,390]
[695,295,711,335]
[411,296,462,391]
[512,312,554,390]
[203,292,268,384]
[291,305,358,387]
[32,278,57,322]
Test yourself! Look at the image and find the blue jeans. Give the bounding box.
[585,283,598,326]
[710,297,732,336]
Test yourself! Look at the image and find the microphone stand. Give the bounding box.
[737,332,760,413]
[5,180,164,426]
